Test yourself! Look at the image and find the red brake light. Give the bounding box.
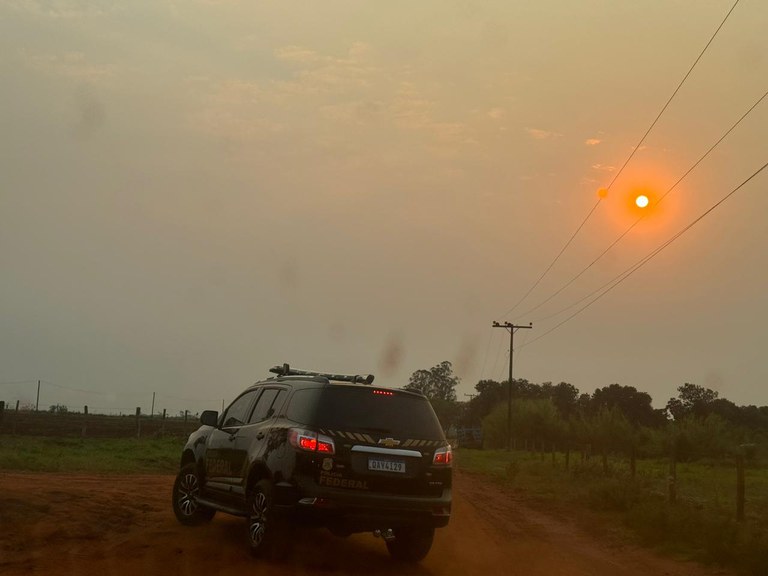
[433,445,453,466]
[290,428,335,455]
[317,440,333,453]
[298,436,317,451]
[373,389,394,396]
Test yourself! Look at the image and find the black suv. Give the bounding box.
[171,364,452,562]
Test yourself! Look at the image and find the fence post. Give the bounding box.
[82,406,88,438]
[668,443,677,505]
[736,454,745,522]
[184,409,188,432]
[13,400,20,436]
[135,407,141,439]
[161,409,166,437]
[0,400,5,430]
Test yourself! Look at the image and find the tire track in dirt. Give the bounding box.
[0,470,734,576]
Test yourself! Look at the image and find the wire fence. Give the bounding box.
[0,379,227,419]
[0,400,205,439]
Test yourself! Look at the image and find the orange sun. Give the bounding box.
[635,194,649,208]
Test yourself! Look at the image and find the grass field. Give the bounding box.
[0,435,183,473]
[457,448,768,574]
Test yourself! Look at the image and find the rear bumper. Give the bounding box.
[276,478,451,532]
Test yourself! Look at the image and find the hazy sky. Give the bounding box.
[2,0,767,415]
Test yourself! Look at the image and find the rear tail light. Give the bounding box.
[289,428,335,455]
[432,445,453,466]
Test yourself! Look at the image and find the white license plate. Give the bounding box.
[368,458,406,473]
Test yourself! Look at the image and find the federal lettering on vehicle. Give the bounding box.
[368,458,406,473]
[207,458,232,477]
[318,470,369,490]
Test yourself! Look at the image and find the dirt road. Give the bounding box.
[0,470,732,576]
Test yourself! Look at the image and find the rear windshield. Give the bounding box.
[286,386,444,439]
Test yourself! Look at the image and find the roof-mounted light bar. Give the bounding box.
[269,363,375,385]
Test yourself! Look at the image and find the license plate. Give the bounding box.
[368,458,406,473]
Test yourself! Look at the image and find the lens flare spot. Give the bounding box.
[597,188,608,198]
[635,195,649,208]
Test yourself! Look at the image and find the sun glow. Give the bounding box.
[635,195,649,208]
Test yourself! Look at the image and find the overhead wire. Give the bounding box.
[474,0,744,387]
[497,0,741,322]
[519,159,768,350]
[489,332,506,381]
[496,197,602,319]
[520,87,768,322]
[599,0,741,196]
[477,329,495,380]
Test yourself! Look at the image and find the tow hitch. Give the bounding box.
[373,528,396,541]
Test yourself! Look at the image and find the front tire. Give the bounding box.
[172,463,216,525]
[385,526,435,562]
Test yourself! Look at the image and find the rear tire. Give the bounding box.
[172,463,216,525]
[387,526,435,562]
[246,479,291,560]
[385,526,435,562]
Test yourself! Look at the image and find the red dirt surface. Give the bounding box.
[0,470,734,576]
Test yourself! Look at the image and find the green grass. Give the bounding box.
[457,448,768,575]
[0,435,184,474]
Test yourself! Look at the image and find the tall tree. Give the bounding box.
[592,383,660,427]
[405,361,459,402]
[550,382,580,420]
[405,361,460,431]
[666,383,719,419]
[464,379,503,425]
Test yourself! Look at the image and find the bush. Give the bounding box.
[587,477,648,512]
[481,399,564,450]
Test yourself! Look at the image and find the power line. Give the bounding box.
[602,0,741,194]
[498,197,602,319]
[41,379,117,396]
[477,328,495,381]
[496,0,740,322]
[520,159,768,349]
[520,87,768,322]
[489,332,506,382]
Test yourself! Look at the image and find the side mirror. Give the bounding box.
[200,410,219,427]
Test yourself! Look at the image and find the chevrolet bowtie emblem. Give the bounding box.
[377,437,401,448]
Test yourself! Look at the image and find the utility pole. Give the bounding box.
[36,380,41,412]
[492,321,533,451]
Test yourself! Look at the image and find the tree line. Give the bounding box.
[405,361,768,461]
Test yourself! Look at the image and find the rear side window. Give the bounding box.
[222,390,259,428]
[249,388,286,424]
[286,387,444,438]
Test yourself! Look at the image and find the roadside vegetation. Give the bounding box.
[404,361,768,573]
[458,448,768,575]
[431,369,768,576]
[0,435,181,473]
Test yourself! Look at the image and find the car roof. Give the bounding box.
[245,376,426,399]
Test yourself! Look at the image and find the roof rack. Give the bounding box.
[269,363,375,385]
